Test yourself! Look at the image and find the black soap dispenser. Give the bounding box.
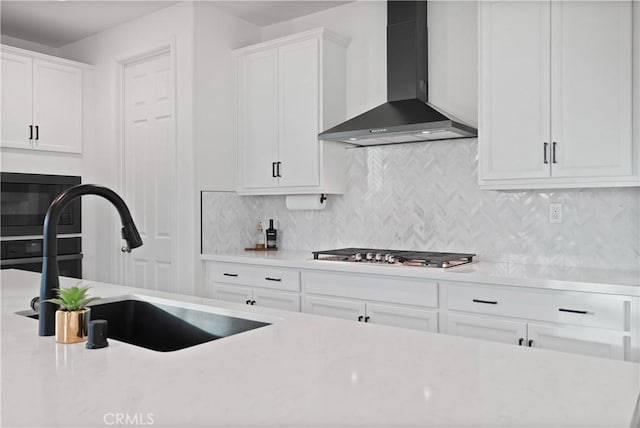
[266,219,277,249]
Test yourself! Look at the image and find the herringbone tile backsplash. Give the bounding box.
[202,139,640,270]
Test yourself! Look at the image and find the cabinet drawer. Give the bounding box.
[446,283,630,331]
[304,271,438,308]
[209,262,300,292]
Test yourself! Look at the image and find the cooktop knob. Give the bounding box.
[386,255,395,264]
[353,253,362,262]
[375,253,383,262]
[365,252,373,261]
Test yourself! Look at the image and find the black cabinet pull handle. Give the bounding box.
[518,338,524,346]
[251,300,256,305]
[276,161,282,177]
[543,142,548,164]
[29,125,33,140]
[559,308,588,314]
[223,273,238,277]
[245,299,251,305]
[272,162,276,178]
[528,340,533,347]
[364,316,370,323]
[264,277,281,282]
[552,142,557,163]
[472,299,498,305]
[35,125,39,141]
[357,315,363,322]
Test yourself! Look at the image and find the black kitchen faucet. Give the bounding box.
[39,184,143,336]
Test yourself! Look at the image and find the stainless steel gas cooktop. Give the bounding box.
[312,248,475,268]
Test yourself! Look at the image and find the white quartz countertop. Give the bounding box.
[2,269,639,427]
[202,250,640,296]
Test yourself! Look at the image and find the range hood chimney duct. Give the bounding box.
[318,0,477,147]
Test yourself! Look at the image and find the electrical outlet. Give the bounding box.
[549,203,563,224]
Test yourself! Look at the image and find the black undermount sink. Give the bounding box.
[19,298,271,352]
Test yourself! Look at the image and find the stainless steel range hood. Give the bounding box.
[318,1,477,147]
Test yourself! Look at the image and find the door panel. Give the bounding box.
[123,52,175,292]
[278,38,320,187]
[366,303,438,332]
[239,50,279,190]
[215,283,253,305]
[527,323,627,360]
[32,59,82,153]
[303,295,365,322]
[447,313,527,346]
[479,1,551,180]
[254,288,300,312]
[1,52,33,149]
[550,1,632,178]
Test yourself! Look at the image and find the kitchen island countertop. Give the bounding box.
[202,250,640,296]
[2,269,639,427]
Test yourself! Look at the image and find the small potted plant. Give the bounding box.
[46,285,100,344]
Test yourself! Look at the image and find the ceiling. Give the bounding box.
[0,1,352,48]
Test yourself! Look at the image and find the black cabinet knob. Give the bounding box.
[245,300,251,305]
[528,340,534,347]
[357,315,363,322]
[364,316,370,322]
[518,338,524,346]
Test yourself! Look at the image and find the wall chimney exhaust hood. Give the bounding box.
[318,1,477,147]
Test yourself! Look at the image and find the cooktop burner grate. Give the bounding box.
[312,248,475,268]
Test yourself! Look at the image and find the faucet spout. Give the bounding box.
[39,184,143,336]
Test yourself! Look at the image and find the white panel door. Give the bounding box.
[123,51,175,292]
[479,1,551,180]
[215,284,253,305]
[303,295,365,322]
[278,38,320,188]
[527,323,627,360]
[32,59,82,153]
[550,1,632,178]
[366,303,438,332]
[254,288,300,312]
[447,313,527,346]
[1,52,33,149]
[239,49,279,190]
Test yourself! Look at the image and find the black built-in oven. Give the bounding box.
[1,172,81,236]
[1,172,82,278]
[1,237,82,278]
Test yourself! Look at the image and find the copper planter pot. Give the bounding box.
[55,308,90,344]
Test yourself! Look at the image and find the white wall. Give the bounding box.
[58,2,196,290]
[1,35,59,56]
[262,1,387,120]
[261,0,478,125]
[192,2,261,294]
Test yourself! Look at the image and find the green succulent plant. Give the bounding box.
[46,285,100,312]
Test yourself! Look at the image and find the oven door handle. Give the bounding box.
[1,254,83,265]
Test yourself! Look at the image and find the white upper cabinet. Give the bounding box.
[478,1,637,189]
[235,28,349,195]
[1,51,33,149]
[1,46,86,154]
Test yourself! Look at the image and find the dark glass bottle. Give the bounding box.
[266,219,277,249]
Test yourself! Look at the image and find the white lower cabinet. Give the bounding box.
[527,323,627,360]
[206,262,301,312]
[447,313,527,346]
[303,295,438,332]
[215,283,301,312]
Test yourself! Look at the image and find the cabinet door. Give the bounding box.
[366,303,438,332]
[238,49,279,190]
[214,283,253,305]
[447,313,527,346]
[254,288,300,312]
[527,323,627,360]
[277,38,320,188]
[550,1,632,178]
[479,1,551,180]
[32,59,82,153]
[303,295,365,322]
[1,52,33,149]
